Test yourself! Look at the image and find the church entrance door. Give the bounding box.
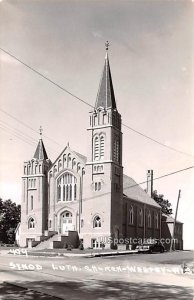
[61,211,73,234]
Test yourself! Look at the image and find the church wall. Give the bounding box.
[123,197,161,248]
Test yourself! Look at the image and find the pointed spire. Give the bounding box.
[95,41,117,110]
[33,127,48,160]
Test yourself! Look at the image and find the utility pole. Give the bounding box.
[170,189,181,252]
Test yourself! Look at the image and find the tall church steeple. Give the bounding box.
[95,42,117,110]
[82,43,123,249]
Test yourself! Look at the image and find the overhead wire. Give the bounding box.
[0,120,57,156]
[13,165,194,213]
[0,47,193,158]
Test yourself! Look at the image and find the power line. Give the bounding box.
[0,47,193,158]
[11,165,194,213]
[0,108,63,148]
[125,166,194,189]
[0,125,36,147]
[0,121,57,156]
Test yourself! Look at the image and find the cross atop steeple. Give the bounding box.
[105,41,110,51]
[39,126,43,139]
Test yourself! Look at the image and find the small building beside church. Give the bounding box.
[18,46,182,250]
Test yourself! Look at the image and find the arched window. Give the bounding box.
[63,154,66,167]
[116,140,119,162]
[31,195,33,210]
[100,135,105,159]
[58,159,62,171]
[94,181,102,191]
[113,135,120,162]
[93,215,101,228]
[139,208,143,227]
[155,212,159,229]
[94,136,100,160]
[129,205,134,225]
[148,210,152,228]
[28,218,35,229]
[57,173,77,202]
[57,178,62,201]
[67,154,71,167]
[72,158,76,169]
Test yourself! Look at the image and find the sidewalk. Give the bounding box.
[22,249,138,258]
[0,247,139,258]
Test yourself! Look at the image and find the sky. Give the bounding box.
[0,0,194,249]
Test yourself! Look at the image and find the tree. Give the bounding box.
[152,190,173,215]
[0,198,21,244]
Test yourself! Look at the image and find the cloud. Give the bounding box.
[0,52,20,65]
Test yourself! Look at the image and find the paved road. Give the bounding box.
[0,250,193,299]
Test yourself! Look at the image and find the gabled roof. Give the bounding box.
[33,139,48,160]
[95,52,117,110]
[74,151,87,164]
[123,174,161,208]
[162,214,183,224]
[50,144,87,169]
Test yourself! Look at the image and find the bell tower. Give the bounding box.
[20,128,51,247]
[81,42,123,248]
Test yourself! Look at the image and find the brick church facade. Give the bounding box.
[19,47,181,250]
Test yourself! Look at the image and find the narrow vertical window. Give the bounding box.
[74,183,77,199]
[148,210,152,228]
[155,213,159,229]
[66,185,69,201]
[94,182,98,191]
[100,135,105,159]
[139,208,143,227]
[129,206,134,225]
[57,178,61,201]
[70,184,72,200]
[31,195,33,210]
[116,140,119,162]
[94,136,100,160]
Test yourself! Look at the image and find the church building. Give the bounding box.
[19,45,165,250]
